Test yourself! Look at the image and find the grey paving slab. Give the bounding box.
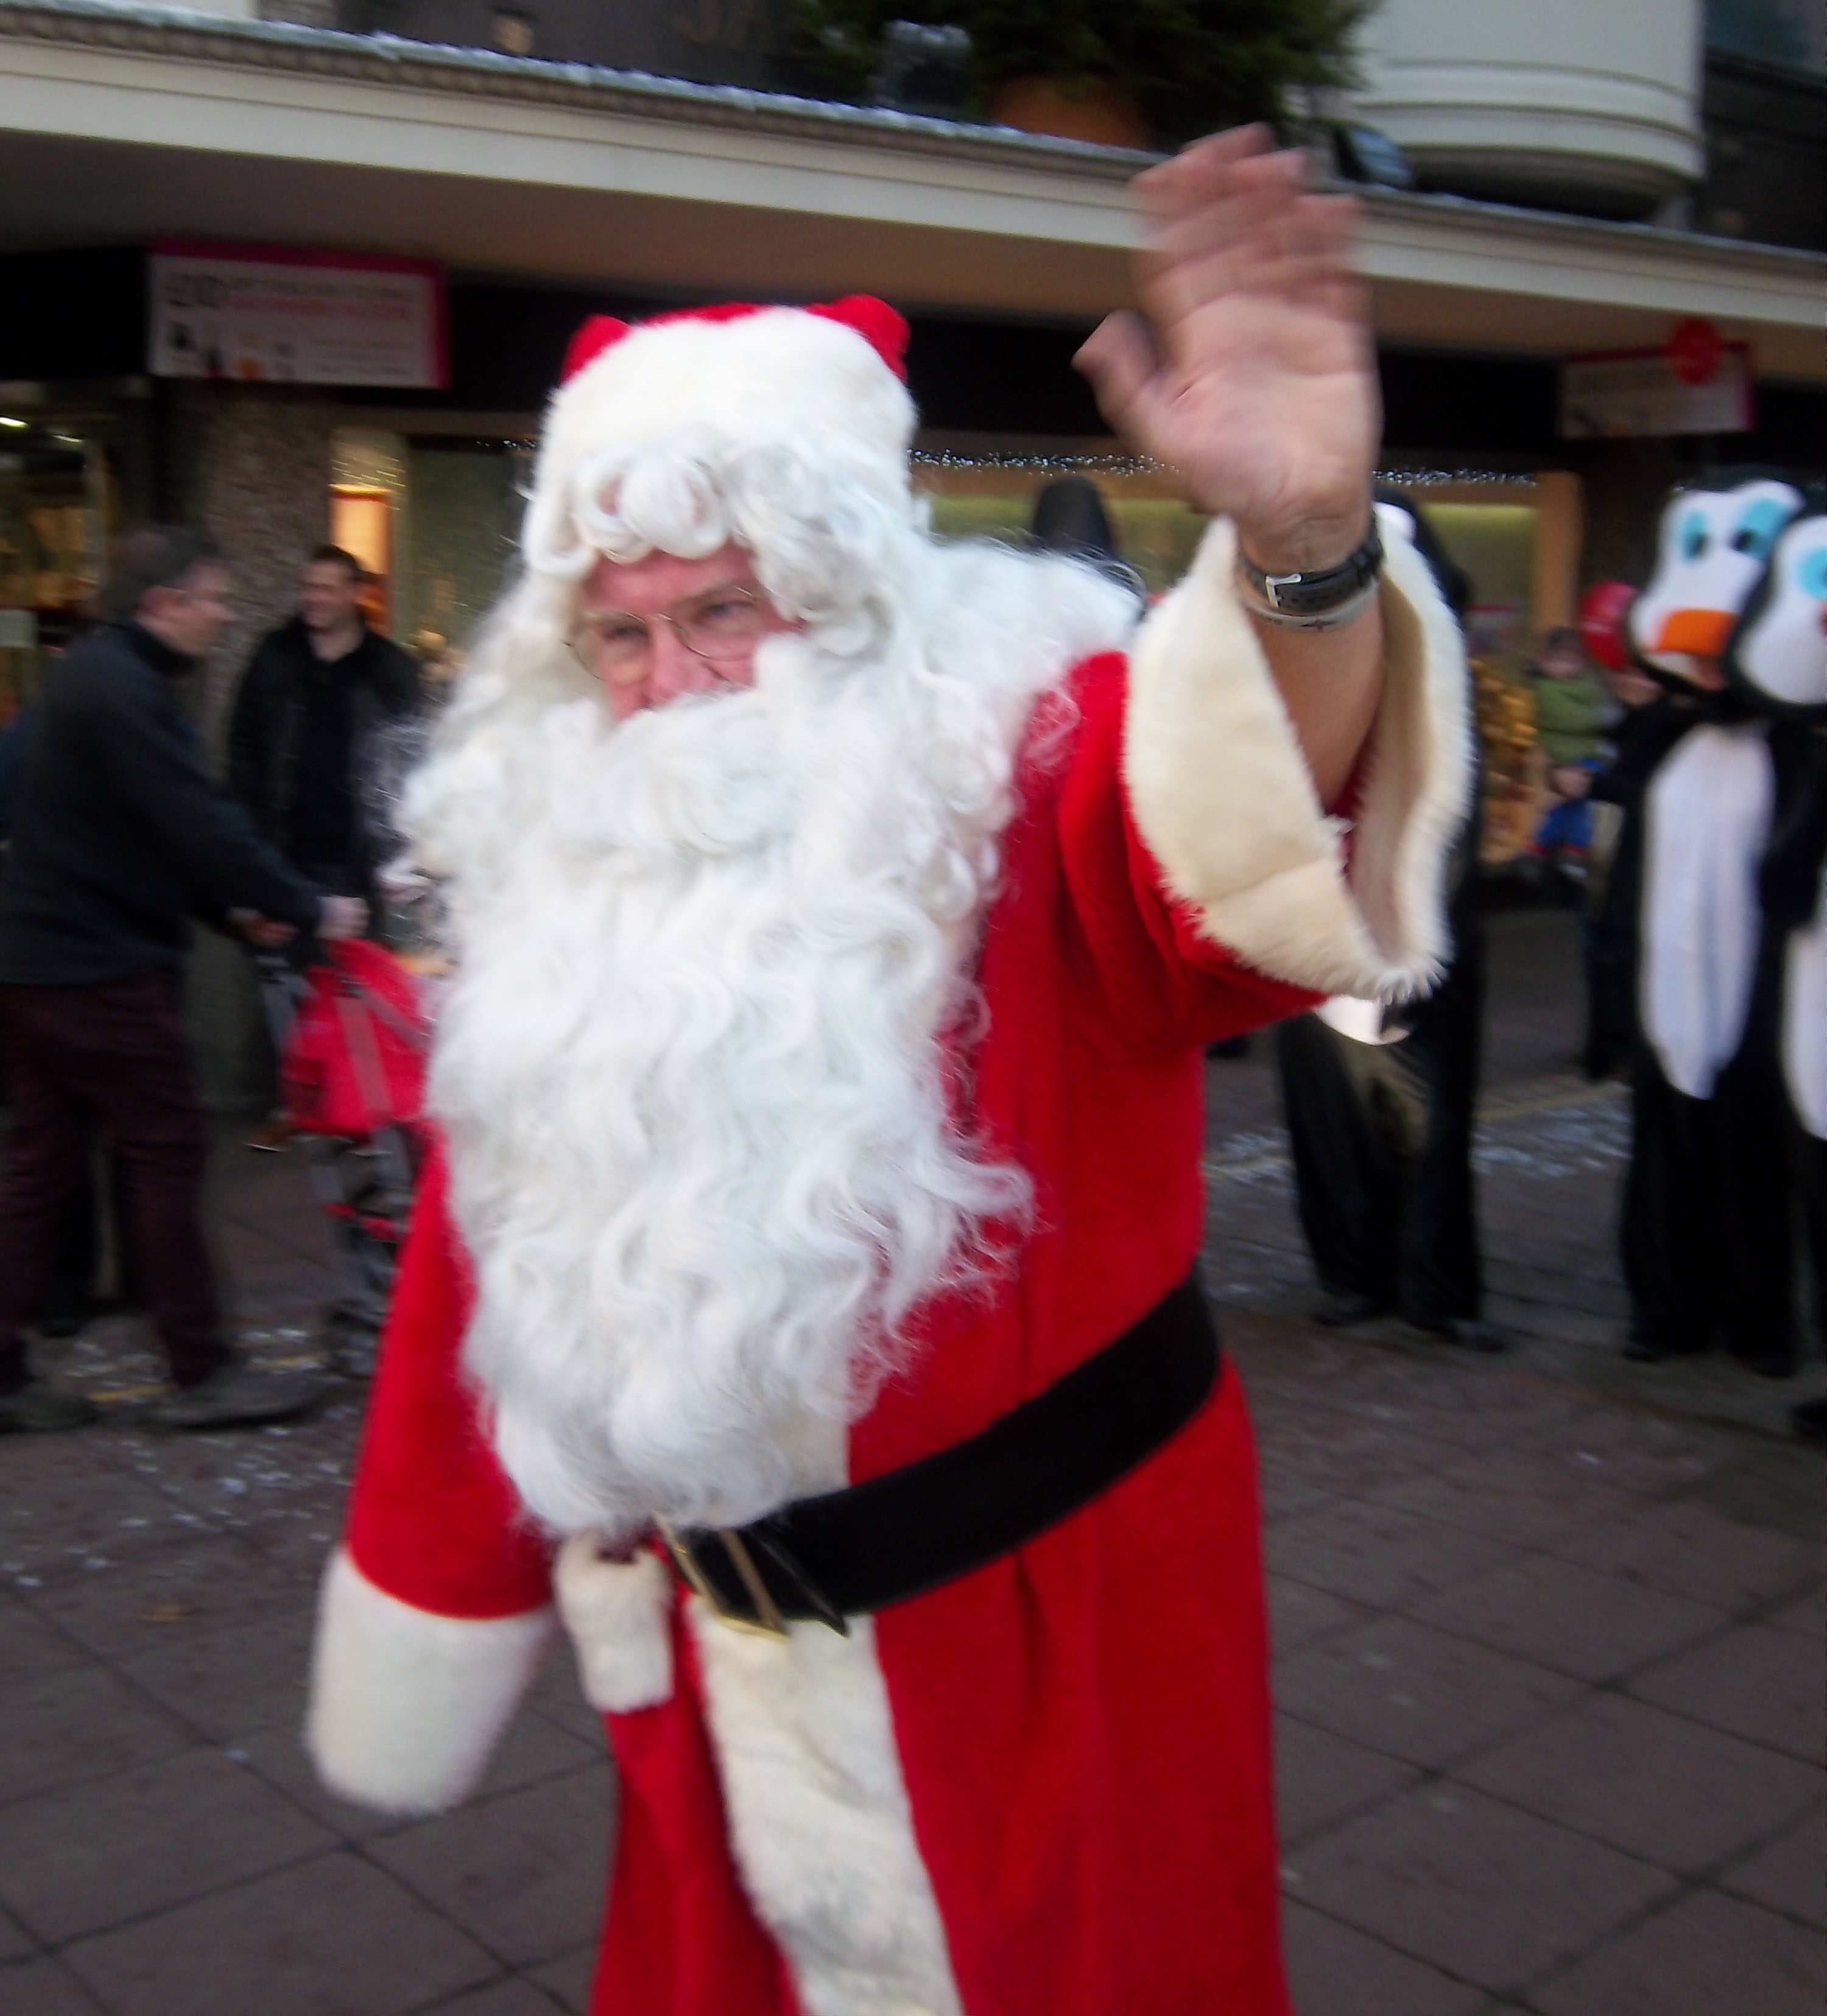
[1281,1900,1485,2016]
[1626,1620,1826,1764]
[112,1602,316,1744]
[1511,1407,1727,1498]
[4,1662,195,1804]
[1262,1574,1378,1658]
[1716,1804,1825,1929]
[1765,1586,1826,1637]
[61,1850,499,2016]
[367,1772,610,1970]
[0,1900,34,1960]
[0,1456,200,1581]
[1264,1500,1521,1613]
[421,1978,566,2015]
[1252,1459,1341,1527]
[16,1530,287,1662]
[0,1595,90,1685]
[1407,1553,1731,1684]
[1453,1691,1821,1876]
[0,1744,336,1943]
[1284,1782,1675,1996]
[1359,1449,1639,1552]
[1542,1495,1823,1614]
[1528,1888,1826,2016]
[1273,1715,1420,1846]
[1272,1615,1583,1771]
[242,1708,606,1847]
[0,1956,108,2015]
[524,1665,608,1749]
[1683,1438,1825,1543]
[525,1945,596,2014]
[1226,1400,1465,1503]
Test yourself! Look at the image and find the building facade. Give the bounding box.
[0,0,1820,1094]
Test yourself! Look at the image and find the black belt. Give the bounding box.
[660,1273,1220,1637]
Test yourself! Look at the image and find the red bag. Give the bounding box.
[280,940,429,1138]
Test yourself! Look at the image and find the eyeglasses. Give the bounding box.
[569,582,771,687]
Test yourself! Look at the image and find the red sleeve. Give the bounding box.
[1048,652,1321,1048]
[343,1147,554,1619]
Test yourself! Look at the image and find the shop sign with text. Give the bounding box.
[1558,338,1753,440]
[149,243,447,389]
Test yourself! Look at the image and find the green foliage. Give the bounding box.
[792,0,1372,146]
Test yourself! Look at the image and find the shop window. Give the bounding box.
[0,422,109,715]
[330,485,393,632]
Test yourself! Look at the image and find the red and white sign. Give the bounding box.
[1558,336,1753,440]
[149,241,447,389]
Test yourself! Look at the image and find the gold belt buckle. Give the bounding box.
[657,1520,790,1639]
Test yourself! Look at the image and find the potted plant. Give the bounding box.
[793,0,1370,149]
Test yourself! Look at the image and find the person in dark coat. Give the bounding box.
[228,545,421,906]
[1273,487,1499,1349]
[0,527,367,1432]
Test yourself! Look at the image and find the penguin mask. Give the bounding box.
[1722,488,1827,725]
[1628,472,1804,698]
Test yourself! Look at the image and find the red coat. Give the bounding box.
[309,518,1466,2015]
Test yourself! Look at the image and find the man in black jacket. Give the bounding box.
[228,545,420,905]
[0,527,366,1431]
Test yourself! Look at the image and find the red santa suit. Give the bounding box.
[306,302,1469,2016]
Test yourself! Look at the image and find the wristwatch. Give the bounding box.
[1235,518,1383,630]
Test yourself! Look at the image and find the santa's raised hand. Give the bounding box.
[1077,125,1379,578]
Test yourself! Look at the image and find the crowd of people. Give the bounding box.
[0,121,1819,2016]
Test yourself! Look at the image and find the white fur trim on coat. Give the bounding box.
[689,1600,963,2016]
[554,1536,676,1713]
[306,1548,555,1816]
[1123,505,1472,1002]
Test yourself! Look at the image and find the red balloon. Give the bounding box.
[1579,579,1636,672]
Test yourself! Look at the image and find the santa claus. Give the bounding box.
[307,130,1470,2014]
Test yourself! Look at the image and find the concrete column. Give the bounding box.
[163,382,334,1109]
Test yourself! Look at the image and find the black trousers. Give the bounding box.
[1275,949,1484,1326]
[1622,1034,1811,1374]
[0,969,227,1392]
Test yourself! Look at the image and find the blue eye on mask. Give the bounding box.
[1733,496,1790,560]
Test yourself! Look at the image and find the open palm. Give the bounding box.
[1078,127,1381,575]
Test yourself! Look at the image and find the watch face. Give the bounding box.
[1628,476,1803,691]
[1722,493,1827,725]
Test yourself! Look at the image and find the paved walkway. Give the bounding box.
[2,908,1821,2014]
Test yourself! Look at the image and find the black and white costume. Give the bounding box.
[1620,477,1826,1374]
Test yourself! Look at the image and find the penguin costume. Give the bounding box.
[1619,474,1826,1375]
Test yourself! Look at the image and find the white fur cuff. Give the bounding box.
[306,1548,556,1815]
[1123,507,1471,1003]
[554,1535,676,1713]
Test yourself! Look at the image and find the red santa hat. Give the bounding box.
[530,296,918,537]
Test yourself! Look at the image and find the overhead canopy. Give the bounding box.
[0,0,1818,381]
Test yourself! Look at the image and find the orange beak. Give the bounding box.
[1653,608,1734,658]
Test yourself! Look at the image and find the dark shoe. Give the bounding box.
[1790,1398,1827,1443]
[1622,1333,1707,1364]
[244,1115,297,1153]
[1313,1291,1388,1329]
[1412,1316,1512,1354]
[0,1379,100,1433]
[144,1355,328,1430]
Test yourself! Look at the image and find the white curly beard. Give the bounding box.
[406,536,1136,1542]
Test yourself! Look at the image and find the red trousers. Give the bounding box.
[0,969,227,1391]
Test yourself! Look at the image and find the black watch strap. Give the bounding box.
[1237,517,1384,617]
